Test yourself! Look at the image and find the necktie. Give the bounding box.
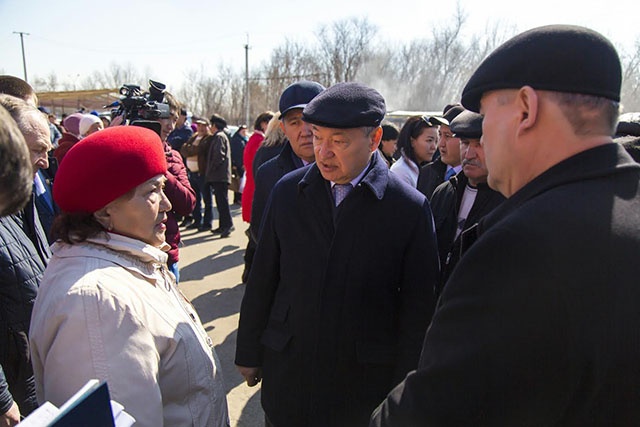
[333,183,352,206]
[445,167,456,180]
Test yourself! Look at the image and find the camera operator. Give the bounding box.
[111,81,195,283]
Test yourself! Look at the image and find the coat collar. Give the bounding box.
[52,233,170,281]
[277,141,304,170]
[479,143,640,234]
[298,150,389,201]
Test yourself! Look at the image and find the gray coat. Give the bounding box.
[204,131,231,184]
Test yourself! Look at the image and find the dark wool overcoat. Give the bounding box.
[250,141,301,242]
[429,172,505,293]
[416,158,447,200]
[237,152,439,427]
[371,144,640,427]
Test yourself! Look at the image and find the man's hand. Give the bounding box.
[236,365,262,387]
[1,401,20,426]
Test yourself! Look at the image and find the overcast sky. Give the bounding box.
[1,0,638,92]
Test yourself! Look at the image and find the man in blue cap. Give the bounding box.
[371,25,640,426]
[236,82,439,427]
[249,80,325,242]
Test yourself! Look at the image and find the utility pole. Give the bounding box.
[13,31,30,83]
[244,34,250,126]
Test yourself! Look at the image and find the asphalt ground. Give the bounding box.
[178,203,263,426]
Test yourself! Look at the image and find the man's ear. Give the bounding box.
[370,127,383,152]
[516,86,539,134]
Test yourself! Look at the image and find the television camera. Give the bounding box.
[107,80,171,124]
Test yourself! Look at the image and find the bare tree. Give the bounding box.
[316,17,378,84]
[257,39,327,108]
[177,64,242,121]
[32,71,60,92]
[27,11,640,118]
[621,38,640,112]
[78,63,143,90]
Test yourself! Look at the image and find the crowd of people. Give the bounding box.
[1,23,640,426]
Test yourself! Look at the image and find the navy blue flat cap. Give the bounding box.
[450,110,483,139]
[461,25,621,113]
[302,82,386,129]
[279,81,326,118]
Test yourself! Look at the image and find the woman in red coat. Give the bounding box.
[241,112,274,223]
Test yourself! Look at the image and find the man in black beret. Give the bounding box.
[416,103,464,199]
[428,110,504,295]
[371,25,640,426]
[236,82,439,427]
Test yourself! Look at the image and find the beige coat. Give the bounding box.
[29,233,229,427]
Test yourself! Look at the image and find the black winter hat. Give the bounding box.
[302,82,386,129]
[450,110,483,139]
[461,25,622,113]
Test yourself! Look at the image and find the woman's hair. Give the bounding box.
[163,91,181,116]
[253,111,275,131]
[397,116,436,166]
[51,188,136,244]
[51,212,107,244]
[262,112,287,148]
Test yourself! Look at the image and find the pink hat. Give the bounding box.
[54,126,167,213]
[62,113,84,136]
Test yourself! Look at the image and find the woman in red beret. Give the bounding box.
[29,126,229,427]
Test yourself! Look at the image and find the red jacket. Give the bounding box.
[163,142,196,265]
[53,133,80,165]
[241,131,264,222]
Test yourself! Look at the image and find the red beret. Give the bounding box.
[54,126,167,213]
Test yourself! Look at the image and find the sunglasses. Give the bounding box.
[419,115,438,128]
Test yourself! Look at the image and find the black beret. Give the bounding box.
[302,82,386,129]
[430,103,465,126]
[461,25,622,113]
[450,110,483,139]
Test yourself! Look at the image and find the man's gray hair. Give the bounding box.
[362,126,379,137]
[0,104,32,215]
[0,94,44,132]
